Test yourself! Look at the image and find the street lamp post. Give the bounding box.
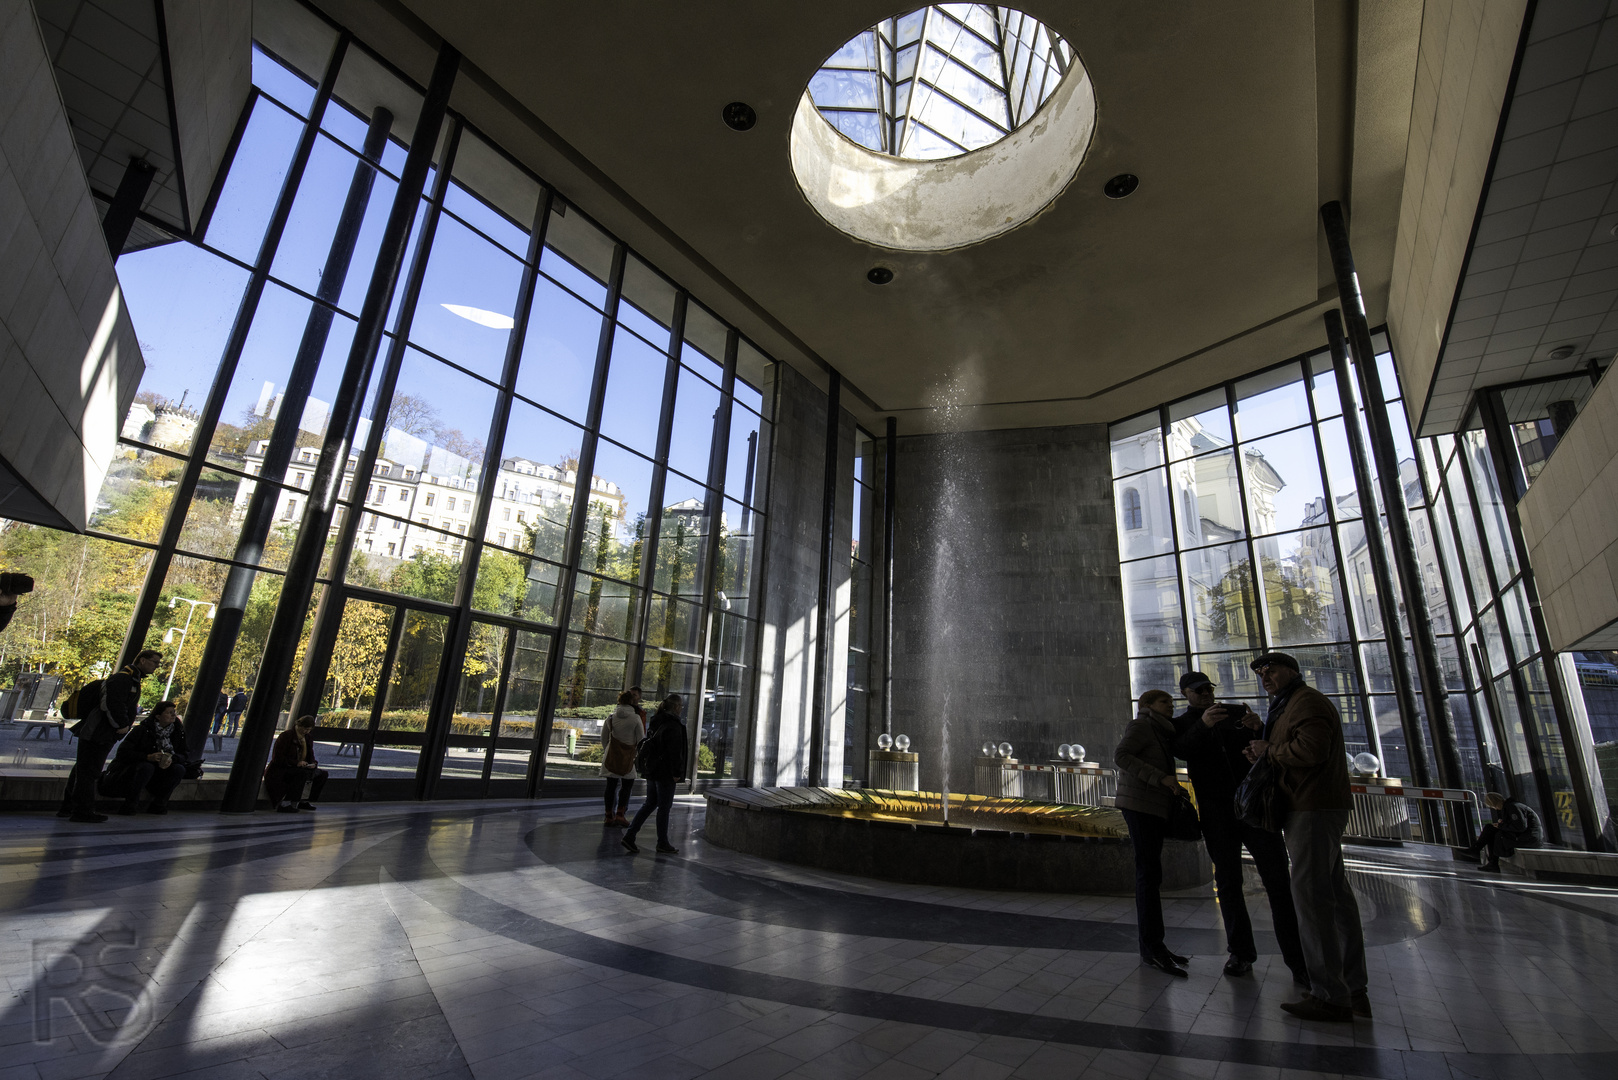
[163,597,216,702]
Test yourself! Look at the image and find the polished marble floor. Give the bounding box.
[1,797,1615,1080]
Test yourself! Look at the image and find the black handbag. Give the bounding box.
[1233,753,1290,832]
[1165,788,1202,842]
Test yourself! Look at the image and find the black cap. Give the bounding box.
[1249,651,1300,674]
[1179,671,1215,692]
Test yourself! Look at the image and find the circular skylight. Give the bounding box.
[808,5,1075,161]
[791,5,1094,251]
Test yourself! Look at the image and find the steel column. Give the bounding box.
[102,157,156,258]
[1322,202,1462,788]
[182,106,392,761]
[119,36,350,670]
[687,332,738,788]
[806,372,842,787]
[881,416,897,735]
[222,45,461,813]
[1325,310,1419,779]
[287,121,462,724]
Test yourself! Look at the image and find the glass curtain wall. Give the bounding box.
[1109,339,1468,785]
[0,9,774,796]
[1417,425,1582,838]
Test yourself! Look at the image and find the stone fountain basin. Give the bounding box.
[703,787,1211,894]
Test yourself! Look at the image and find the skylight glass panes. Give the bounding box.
[808,5,1072,160]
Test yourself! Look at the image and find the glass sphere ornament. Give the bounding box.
[1072,744,1086,763]
[1353,752,1381,777]
[894,734,910,752]
[998,742,1013,759]
[1057,744,1072,761]
[981,741,994,757]
[877,733,893,751]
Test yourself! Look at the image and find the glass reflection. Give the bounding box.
[1183,542,1260,653]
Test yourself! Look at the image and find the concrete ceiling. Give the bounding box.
[1417,1,1618,434]
[350,1,1425,432]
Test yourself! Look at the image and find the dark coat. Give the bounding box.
[72,666,146,747]
[639,711,688,782]
[1266,682,1353,812]
[1172,704,1261,815]
[1495,798,1543,847]
[1114,709,1178,817]
[267,727,318,771]
[105,718,189,788]
[228,692,248,714]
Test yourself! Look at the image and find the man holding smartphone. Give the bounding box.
[1172,671,1309,984]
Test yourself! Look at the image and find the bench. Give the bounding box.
[1501,847,1618,884]
[20,712,65,740]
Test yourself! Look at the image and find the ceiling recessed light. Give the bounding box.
[867,266,894,285]
[442,303,514,329]
[1548,345,1577,360]
[722,102,757,131]
[1104,173,1139,199]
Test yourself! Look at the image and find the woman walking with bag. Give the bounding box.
[1116,689,1193,977]
[601,690,644,826]
[621,694,687,855]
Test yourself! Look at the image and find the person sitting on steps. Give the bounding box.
[1465,791,1542,871]
[264,715,328,812]
[103,700,189,815]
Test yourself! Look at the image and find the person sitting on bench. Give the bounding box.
[103,701,189,815]
[1465,791,1542,871]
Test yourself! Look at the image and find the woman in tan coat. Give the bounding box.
[600,690,644,826]
[1115,689,1191,977]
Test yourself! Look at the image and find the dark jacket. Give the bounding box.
[1172,704,1261,814]
[1114,709,1178,817]
[639,711,688,782]
[72,666,146,747]
[266,727,318,772]
[0,602,14,635]
[105,717,190,786]
[1495,798,1543,846]
[1266,681,1353,812]
[228,692,248,713]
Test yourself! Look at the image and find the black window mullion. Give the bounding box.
[532,241,628,796]
[686,329,740,786]
[1226,384,1269,657]
[1158,406,1194,698]
[630,293,690,682]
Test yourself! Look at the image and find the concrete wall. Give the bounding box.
[751,365,854,787]
[0,0,143,529]
[889,424,1131,796]
[163,0,252,230]
[1386,0,1528,428]
[1519,368,1618,650]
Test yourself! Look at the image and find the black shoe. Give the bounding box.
[1223,957,1253,977]
[1143,953,1188,978]
[1166,950,1190,966]
[147,804,168,815]
[655,844,680,854]
[69,812,108,823]
[620,835,639,853]
[1281,997,1353,1022]
[297,802,316,810]
[1352,991,1372,1019]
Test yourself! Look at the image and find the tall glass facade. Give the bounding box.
[1110,336,1601,844]
[0,9,773,797]
[843,429,878,784]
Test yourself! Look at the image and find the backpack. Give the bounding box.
[634,724,666,777]
[60,678,106,720]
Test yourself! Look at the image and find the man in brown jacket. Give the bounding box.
[1243,651,1368,1023]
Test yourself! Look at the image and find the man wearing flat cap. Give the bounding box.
[1171,671,1307,984]
[1243,651,1368,1023]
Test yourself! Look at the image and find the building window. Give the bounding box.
[1122,487,1142,530]
[425,493,435,507]
[497,531,506,545]
[399,489,408,502]
[283,500,297,520]
[294,471,305,486]
[446,497,456,511]
[503,507,511,521]
[387,542,396,555]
